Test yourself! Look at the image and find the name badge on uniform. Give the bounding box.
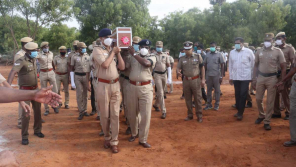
[14,63,20,66]
[183,60,187,63]
[28,64,33,67]
[193,59,198,62]
[259,52,263,56]
[104,53,108,56]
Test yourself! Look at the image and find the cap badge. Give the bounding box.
[146,41,149,45]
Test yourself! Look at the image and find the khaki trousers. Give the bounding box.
[289,77,296,141]
[96,81,120,146]
[127,83,153,143]
[183,78,202,118]
[92,78,99,116]
[21,100,42,139]
[154,73,167,113]
[55,74,69,106]
[40,70,58,111]
[256,75,278,124]
[120,77,131,126]
[274,76,290,116]
[74,75,88,113]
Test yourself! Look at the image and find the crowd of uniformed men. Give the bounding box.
[5,28,296,153]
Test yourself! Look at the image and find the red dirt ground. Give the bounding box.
[0,63,296,167]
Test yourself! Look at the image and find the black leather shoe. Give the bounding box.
[264,124,271,130]
[197,117,203,123]
[164,95,167,99]
[139,142,151,148]
[65,105,69,109]
[161,113,166,119]
[125,127,131,135]
[129,136,137,142]
[245,101,252,108]
[54,108,59,114]
[99,129,104,136]
[284,115,289,120]
[41,119,45,123]
[255,118,264,124]
[232,104,237,109]
[237,115,243,121]
[44,110,49,116]
[84,112,90,116]
[96,116,100,120]
[234,113,238,117]
[78,114,84,120]
[22,139,29,145]
[153,105,160,112]
[184,116,193,121]
[90,110,96,116]
[284,140,296,147]
[272,114,281,118]
[34,132,45,138]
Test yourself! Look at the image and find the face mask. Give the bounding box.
[197,50,201,54]
[156,48,163,52]
[181,52,185,56]
[275,40,283,46]
[81,48,86,53]
[43,48,49,53]
[104,38,113,46]
[133,44,139,52]
[264,42,272,48]
[29,51,38,58]
[60,52,66,56]
[140,48,149,56]
[194,46,198,51]
[235,44,241,50]
[210,47,216,52]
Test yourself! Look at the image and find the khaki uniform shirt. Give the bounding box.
[129,54,156,82]
[154,53,169,72]
[277,44,295,70]
[12,56,38,87]
[67,51,78,65]
[177,53,203,77]
[37,51,54,69]
[0,73,6,84]
[14,49,26,63]
[204,51,225,76]
[255,46,286,74]
[169,56,174,64]
[121,54,132,77]
[71,53,91,73]
[53,55,68,73]
[93,46,119,80]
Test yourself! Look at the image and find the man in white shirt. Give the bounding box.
[229,37,255,120]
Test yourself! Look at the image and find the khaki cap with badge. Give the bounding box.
[73,40,79,45]
[133,36,141,44]
[25,42,39,50]
[40,42,49,48]
[275,32,285,38]
[77,42,87,48]
[21,37,33,43]
[183,41,193,49]
[243,43,249,48]
[265,33,274,40]
[156,41,163,47]
[59,46,67,50]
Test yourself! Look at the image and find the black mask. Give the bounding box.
[60,52,66,56]
[74,45,78,50]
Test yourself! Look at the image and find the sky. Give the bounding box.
[64,0,237,29]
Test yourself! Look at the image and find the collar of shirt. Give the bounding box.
[234,46,246,52]
[24,54,34,62]
[210,51,218,54]
[263,46,274,51]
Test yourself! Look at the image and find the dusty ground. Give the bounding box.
[0,63,296,167]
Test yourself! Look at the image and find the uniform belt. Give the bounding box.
[184,75,199,80]
[75,72,86,76]
[258,71,277,77]
[130,80,151,86]
[20,85,38,90]
[98,78,119,84]
[120,74,129,80]
[55,72,68,75]
[40,68,53,72]
[154,70,167,74]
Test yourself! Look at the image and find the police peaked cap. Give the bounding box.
[138,39,152,46]
[99,28,112,37]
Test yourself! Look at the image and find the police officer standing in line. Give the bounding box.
[71,42,91,120]
[196,44,207,105]
[152,41,170,119]
[68,40,79,90]
[53,46,70,109]
[177,41,205,122]
[14,37,33,129]
[93,28,125,153]
[37,42,59,115]
[7,42,44,145]
[88,41,98,116]
[203,42,224,111]
[273,32,295,120]
[252,33,286,130]
[127,39,156,148]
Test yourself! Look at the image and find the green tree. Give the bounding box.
[283,0,296,46]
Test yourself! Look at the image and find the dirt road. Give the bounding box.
[0,64,296,167]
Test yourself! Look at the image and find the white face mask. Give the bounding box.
[264,42,272,48]
[140,48,148,56]
[275,39,283,46]
[103,38,113,46]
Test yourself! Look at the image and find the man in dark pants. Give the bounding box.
[196,44,207,105]
[229,37,255,120]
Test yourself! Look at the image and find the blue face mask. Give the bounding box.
[235,44,241,50]
[29,51,38,58]
[133,44,139,52]
[81,48,86,53]
[194,46,198,51]
[197,50,202,54]
[43,48,49,53]
[210,47,216,52]
[181,52,185,56]
[156,47,163,52]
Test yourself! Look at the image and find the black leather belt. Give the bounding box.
[154,70,167,74]
[259,71,277,77]
[75,72,86,76]
[120,74,129,80]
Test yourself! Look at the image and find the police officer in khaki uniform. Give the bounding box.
[68,40,79,90]
[14,37,33,129]
[152,41,170,119]
[7,42,44,145]
[93,28,125,153]
[37,42,59,115]
[71,42,91,120]
[165,53,174,94]
[176,41,205,122]
[126,39,156,148]
[252,33,286,130]
[88,41,97,116]
[273,32,296,120]
[53,46,70,109]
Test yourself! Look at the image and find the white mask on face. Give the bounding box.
[275,40,283,46]
[264,42,272,48]
[140,48,148,56]
[103,38,113,46]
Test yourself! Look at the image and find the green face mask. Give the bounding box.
[210,47,216,52]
